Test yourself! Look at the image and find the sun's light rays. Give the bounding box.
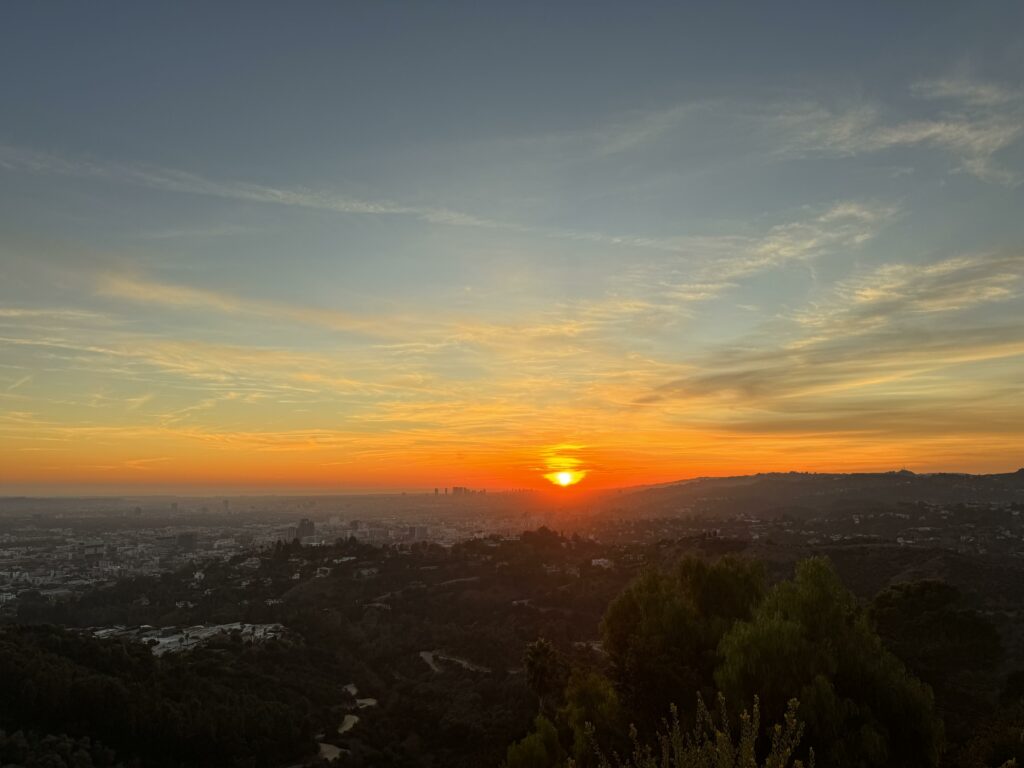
[545,469,586,487]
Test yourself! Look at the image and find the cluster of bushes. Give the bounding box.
[508,557,953,768]
[0,729,121,768]
[0,625,325,767]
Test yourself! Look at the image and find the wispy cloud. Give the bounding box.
[641,251,1024,438]
[79,193,894,354]
[6,374,32,391]
[96,274,379,335]
[0,141,908,264]
[795,251,1024,336]
[0,307,109,322]
[490,75,1023,186]
[911,76,1021,108]
[132,224,253,240]
[123,456,171,470]
[710,201,898,280]
[662,325,1024,399]
[0,145,510,230]
[124,392,155,411]
[770,78,1024,184]
[517,102,705,157]
[0,144,705,254]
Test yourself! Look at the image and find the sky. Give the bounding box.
[1,2,1023,494]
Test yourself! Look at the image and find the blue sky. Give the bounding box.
[1,2,1023,492]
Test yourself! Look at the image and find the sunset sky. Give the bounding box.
[2,3,1023,493]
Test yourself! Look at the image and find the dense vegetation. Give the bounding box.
[506,555,1022,768]
[0,624,350,766]
[5,531,1024,766]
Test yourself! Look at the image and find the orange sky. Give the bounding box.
[3,418,1021,495]
[2,264,1022,494]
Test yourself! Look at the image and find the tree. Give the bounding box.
[506,715,563,768]
[716,558,942,768]
[561,670,625,767]
[601,557,765,729]
[526,638,570,717]
[872,579,1002,745]
[873,580,1002,679]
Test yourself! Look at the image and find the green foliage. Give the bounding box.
[521,527,567,554]
[0,729,121,768]
[506,715,564,768]
[676,557,766,633]
[0,625,319,767]
[954,672,1024,768]
[593,695,811,768]
[957,707,1024,768]
[873,580,1002,680]
[601,557,764,728]
[716,558,942,768]
[602,568,699,727]
[526,638,571,715]
[872,578,1003,746]
[562,670,626,767]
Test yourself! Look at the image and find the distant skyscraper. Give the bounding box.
[296,518,315,538]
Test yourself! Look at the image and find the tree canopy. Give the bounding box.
[601,556,765,729]
[717,558,942,768]
[510,555,945,768]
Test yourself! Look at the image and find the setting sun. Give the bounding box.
[545,470,586,487]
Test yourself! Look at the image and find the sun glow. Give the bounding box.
[541,444,590,488]
[545,469,586,487]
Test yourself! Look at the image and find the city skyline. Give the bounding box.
[2,3,1023,494]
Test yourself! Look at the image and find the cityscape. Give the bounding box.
[5,471,1024,621]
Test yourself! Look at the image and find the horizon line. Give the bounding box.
[3,465,1023,499]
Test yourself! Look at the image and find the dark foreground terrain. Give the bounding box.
[2,471,1024,767]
